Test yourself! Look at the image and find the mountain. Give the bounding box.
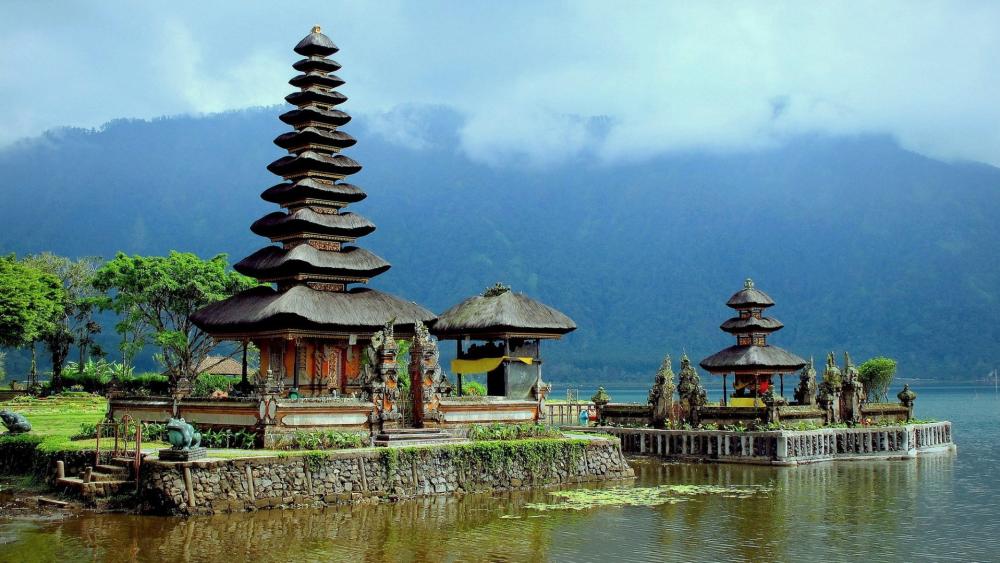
[1,106,998,383]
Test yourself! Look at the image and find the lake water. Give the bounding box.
[1,384,997,562]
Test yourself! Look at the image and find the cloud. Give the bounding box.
[1,1,999,167]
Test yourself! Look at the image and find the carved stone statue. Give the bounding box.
[0,410,31,434]
[648,354,676,428]
[409,321,452,424]
[361,320,402,430]
[840,351,865,424]
[677,354,707,424]
[165,417,201,450]
[897,384,917,421]
[794,357,818,406]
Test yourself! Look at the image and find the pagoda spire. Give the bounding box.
[191,28,434,344]
[237,25,387,292]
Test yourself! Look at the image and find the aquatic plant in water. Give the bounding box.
[523,484,770,511]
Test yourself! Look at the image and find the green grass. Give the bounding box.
[0,394,168,453]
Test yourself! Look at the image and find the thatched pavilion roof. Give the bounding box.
[191,285,435,338]
[699,345,807,374]
[432,285,576,339]
[726,278,775,309]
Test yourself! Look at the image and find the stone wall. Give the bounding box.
[139,437,633,515]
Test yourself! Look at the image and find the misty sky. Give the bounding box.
[1,1,998,167]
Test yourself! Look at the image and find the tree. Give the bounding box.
[858,357,898,403]
[21,253,103,390]
[91,252,257,384]
[0,254,65,352]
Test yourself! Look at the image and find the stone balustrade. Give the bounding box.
[569,421,954,465]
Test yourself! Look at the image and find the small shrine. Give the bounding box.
[700,279,807,406]
[432,283,576,403]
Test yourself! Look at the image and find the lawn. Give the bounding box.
[0,393,168,453]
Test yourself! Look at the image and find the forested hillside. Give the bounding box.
[2,106,998,383]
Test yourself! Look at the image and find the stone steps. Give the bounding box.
[56,477,135,498]
[374,428,467,448]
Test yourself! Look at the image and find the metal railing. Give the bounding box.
[95,413,143,480]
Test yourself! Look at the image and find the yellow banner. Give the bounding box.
[450,356,534,374]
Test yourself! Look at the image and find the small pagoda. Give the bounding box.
[699,279,807,406]
[192,27,435,398]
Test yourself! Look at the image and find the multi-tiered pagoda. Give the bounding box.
[700,279,807,406]
[192,27,434,397]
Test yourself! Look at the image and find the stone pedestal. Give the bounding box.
[159,447,208,462]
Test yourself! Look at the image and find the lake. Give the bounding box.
[1,384,997,562]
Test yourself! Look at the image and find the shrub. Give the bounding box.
[117,373,170,396]
[462,380,487,397]
[192,374,237,397]
[859,357,897,402]
[467,423,562,441]
[281,430,365,450]
[196,426,257,449]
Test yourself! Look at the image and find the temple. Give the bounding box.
[107,28,575,445]
[190,26,435,399]
[700,279,807,406]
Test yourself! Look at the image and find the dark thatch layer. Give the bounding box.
[267,152,362,179]
[292,57,341,73]
[285,88,348,108]
[289,72,345,90]
[720,316,783,333]
[432,291,576,338]
[191,286,435,336]
[700,345,807,373]
[251,210,375,240]
[273,128,357,152]
[279,106,351,128]
[234,245,390,281]
[726,285,775,308]
[260,179,366,206]
[294,29,339,57]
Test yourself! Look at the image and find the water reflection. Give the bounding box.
[3,452,977,562]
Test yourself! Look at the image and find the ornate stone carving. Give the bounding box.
[409,321,451,424]
[840,351,865,424]
[361,320,402,429]
[794,357,818,406]
[677,354,707,424]
[648,354,676,428]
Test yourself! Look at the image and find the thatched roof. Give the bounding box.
[432,287,576,339]
[197,356,243,376]
[700,345,807,374]
[285,88,348,108]
[191,285,436,337]
[278,106,351,129]
[251,210,375,241]
[720,316,783,333]
[274,128,356,152]
[726,278,775,309]
[294,27,339,57]
[260,179,366,207]
[289,72,346,89]
[268,151,361,180]
[234,245,390,282]
[292,57,341,73]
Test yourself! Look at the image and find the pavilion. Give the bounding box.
[700,279,807,406]
[432,284,576,400]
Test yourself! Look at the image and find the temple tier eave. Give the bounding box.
[191,285,435,341]
[699,344,807,374]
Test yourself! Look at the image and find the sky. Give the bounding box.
[1,0,999,167]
